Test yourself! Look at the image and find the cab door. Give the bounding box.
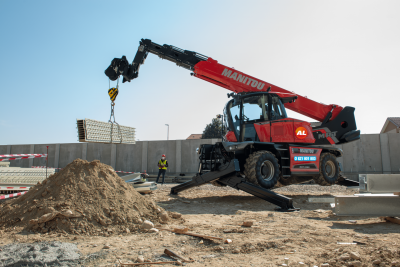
[239,95,268,141]
[226,99,241,141]
[269,95,294,143]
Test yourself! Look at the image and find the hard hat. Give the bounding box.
[162,154,166,157]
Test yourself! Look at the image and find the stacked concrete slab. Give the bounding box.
[0,162,10,167]
[0,167,55,185]
[76,118,136,144]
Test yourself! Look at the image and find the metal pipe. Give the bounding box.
[46,146,48,179]
[165,124,169,140]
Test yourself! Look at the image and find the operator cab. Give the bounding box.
[224,93,290,142]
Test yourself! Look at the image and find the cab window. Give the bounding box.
[242,95,267,122]
[229,102,241,134]
[270,96,287,120]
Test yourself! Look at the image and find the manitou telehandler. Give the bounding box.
[105,39,360,211]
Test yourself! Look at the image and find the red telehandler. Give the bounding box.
[105,39,360,211]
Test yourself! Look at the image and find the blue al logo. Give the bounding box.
[294,156,317,161]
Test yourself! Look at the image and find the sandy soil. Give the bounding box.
[1,184,400,267]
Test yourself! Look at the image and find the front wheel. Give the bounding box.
[314,153,340,185]
[244,151,280,189]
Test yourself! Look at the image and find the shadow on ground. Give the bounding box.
[157,194,338,215]
[328,220,400,235]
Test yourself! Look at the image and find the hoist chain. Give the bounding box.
[108,78,122,144]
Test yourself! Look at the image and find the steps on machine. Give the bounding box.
[278,147,291,178]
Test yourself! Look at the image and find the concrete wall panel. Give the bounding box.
[111,144,116,169]
[342,135,382,174]
[58,143,84,168]
[141,142,148,173]
[0,146,7,155]
[9,145,31,168]
[54,144,60,168]
[342,139,361,173]
[115,143,142,172]
[33,144,56,168]
[359,134,382,173]
[388,134,400,173]
[166,141,177,174]
[380,134,392,173]
[175,141,182,174]
[181,139,216,174]
[86,143,112,166]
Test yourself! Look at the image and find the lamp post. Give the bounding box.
[165,124,169,140]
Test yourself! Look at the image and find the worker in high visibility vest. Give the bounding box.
[156,154,168,184]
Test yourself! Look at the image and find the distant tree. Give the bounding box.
[202,117,226,139]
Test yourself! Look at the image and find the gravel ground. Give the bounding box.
[0,183,372,267]
[0,241,108,267]
[156,183,356,194]
[273,184,355,194]
[0,241,80,267]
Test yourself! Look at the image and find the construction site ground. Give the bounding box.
[1,183,400,267]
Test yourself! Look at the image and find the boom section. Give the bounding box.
[193,61,343,122]
[104,38,342,122]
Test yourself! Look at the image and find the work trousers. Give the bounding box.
[156,169,166,184]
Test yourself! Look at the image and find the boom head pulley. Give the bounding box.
[105,39,207,84]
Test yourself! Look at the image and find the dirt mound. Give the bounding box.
[0,159,175,235]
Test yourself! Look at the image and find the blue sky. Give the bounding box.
[1,0,399,144]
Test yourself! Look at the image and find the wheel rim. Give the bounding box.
[260,160,274,181]
[325,161,336,178]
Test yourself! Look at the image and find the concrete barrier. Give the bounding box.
[335,194,400,216]
[359,174,400,193]
[1,134,399,180]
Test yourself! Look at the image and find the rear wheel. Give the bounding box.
[314,153,340,186]
[244,151,280,189]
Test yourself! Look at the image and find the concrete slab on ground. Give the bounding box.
[359,174,400,193]
[308,197,335,203]
[335,194,400,216]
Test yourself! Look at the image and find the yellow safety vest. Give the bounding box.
[158,159,167,170]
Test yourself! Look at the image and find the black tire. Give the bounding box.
[244,151,280,189]
[315,153,340,185]
[244,151,265,186]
